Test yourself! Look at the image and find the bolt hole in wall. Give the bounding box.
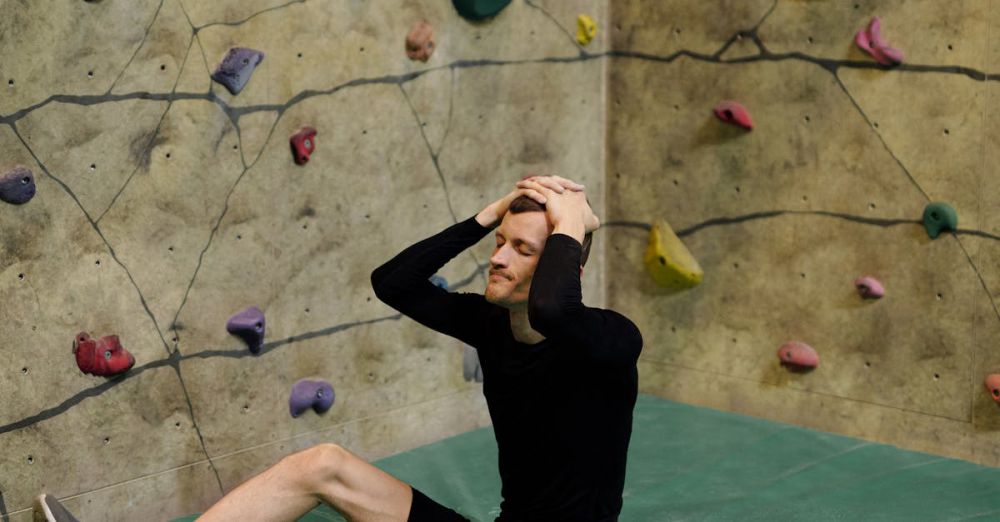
[87,70,94,78]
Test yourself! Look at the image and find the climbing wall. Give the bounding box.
[0,1,608,519]
[608,1,1000,466]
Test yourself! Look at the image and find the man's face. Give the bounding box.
[485,211,553,309]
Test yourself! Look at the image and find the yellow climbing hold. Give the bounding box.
[644,218,703,291]
[576,14,597,46]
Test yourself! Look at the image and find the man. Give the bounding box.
[35,175,642,522]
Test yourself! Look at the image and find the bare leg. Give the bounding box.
[198,443,413,522]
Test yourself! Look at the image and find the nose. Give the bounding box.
[490,244,510,268]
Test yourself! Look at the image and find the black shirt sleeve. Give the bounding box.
[527,233,643,365]
[371,215,495,349]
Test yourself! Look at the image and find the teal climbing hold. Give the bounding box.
[452,0,512,21]
[922,202,958,239]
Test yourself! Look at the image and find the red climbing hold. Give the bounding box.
[777,341,819,370]
[854,276,885,299]
[713,101,753,130]
[854,17,904,66]
[405,20,436,62]
[73,332,136,377]
[290,127,317,165]
[984,375,1000,404]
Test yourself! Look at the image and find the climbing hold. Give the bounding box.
[0,166,36,205]
[289,379,335,417]
[405,20,436,62]
[922,202,958,239]
[713,101,753,130]
[576,14,597,46]
[854,276,885,299]
[854,17,904,66]
[73,332,136,377]
[289,126,317,165]
[430,274,449,290]
[984,375,1000,404]
[463,344,483,383]
[643,218,703,291]
[452,0,512,21]
[211,48,265,95]
[777,341,819,370]
[226,306,266,354]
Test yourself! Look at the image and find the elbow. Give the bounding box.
[527,298,565,334]
[370,265,393,302]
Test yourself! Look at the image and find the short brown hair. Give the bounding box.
[508,195,593,267]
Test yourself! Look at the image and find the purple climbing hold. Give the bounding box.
[226,306,266,354]
[289,379,335,417]
[854,276,885,299]
[0,166,36,205]
[211,48,265,95]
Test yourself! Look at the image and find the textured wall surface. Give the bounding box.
[608,0,1000,468]
[0,0,607,519]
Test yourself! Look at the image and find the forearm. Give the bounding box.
[371,216,490,300]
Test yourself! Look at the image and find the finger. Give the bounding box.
[524,177,564,193]
[517,187,547,204]
[550,175,585,190]
[517,179,560,195]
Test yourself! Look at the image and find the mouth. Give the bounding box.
[489,272,510,281]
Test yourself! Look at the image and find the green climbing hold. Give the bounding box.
[922,202,958,239]
[452,0,512,21]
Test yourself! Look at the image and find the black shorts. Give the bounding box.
[408,487,471,521]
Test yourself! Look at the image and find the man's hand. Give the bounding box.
[475,175,586,229]
[516,176,600,242]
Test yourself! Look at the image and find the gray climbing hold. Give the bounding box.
[226,306,266,354]
[922,202,958,239]
[0,166,36,205]
[289,379,335,417]
[211,48,265,95]
[463,344,483,383]
[452,0,512,21]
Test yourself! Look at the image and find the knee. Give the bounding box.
[285,443,346,489]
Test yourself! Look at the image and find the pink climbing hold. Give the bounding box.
[777,341,819,370]
[855,17,904,66]
[290,126,317,165]
[73,332,136,377]
[985,375,1000,404]
[713,101,753,130]
[854,276,885,299]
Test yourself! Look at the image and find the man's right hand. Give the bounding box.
[475,175,586,229]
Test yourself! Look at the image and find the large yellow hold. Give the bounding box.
[644,218,703,291]
[576,14,597,46]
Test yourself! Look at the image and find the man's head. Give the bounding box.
[484,195,593,309]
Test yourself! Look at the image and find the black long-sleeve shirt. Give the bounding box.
[371,215,643,522]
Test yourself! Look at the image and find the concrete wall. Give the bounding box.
[608,0,1000,467]
[0,1,607,520]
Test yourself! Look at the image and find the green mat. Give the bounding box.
[175,394,1000,521]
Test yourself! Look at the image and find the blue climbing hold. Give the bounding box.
[211,48,265,95]
[0,166,36,205]
[289,379,335,418]
[430,274,449,290]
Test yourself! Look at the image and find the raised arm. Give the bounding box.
[370,184,554,347]
[519,177,642,365]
